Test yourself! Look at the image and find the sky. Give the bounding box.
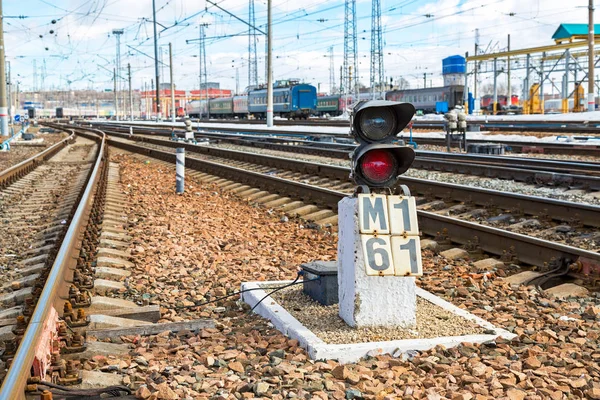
[2,0,593,95]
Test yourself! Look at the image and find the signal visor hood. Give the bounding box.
[352,100,416,143]
[352,144,416,186]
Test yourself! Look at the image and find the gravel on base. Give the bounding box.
[267,286,484,344]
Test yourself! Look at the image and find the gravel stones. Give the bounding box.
[91,152,600,400]
[269,286,483,344]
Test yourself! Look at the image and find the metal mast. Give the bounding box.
[112,29,124,121]
[33,60,37,92]
[0,0,7,136]
[343,0,359,108]
[200,24,209,119]
[248,0,258,88]
[329,46,335,94]
[369,0,383,99]
[152,0,161,119]
[588,0,595,112]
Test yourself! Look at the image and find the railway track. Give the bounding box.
[136,116,600,135]
[90,123,600,191]
[67,124,600,283]
[0,129,110,399]
[89,120,600,157]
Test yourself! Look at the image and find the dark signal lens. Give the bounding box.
[358,107,398,141]
[359,149,397,184]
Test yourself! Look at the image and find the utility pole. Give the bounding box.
[169,42,175,122]
[128,63,133,121]
[6,61,11,122]
[152,0,161,120]
[329,46,335,94]
[1,0,10,136]
[588,0,595,112]
[199,24,209,119]
[33,59,37,92]
[266,0,273,127]
[235,67,239,95]
[343,0,359,109]
[112,29,124,121]
[113,68,118,120]
[248,0,258,88]
[507,34,511,109]
[370,0,383,99]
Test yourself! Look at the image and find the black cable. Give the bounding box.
[250,275,319,313]
[172,272,318,312]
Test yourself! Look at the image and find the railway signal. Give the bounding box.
[350,100,416,189]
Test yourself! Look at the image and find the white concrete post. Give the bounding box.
[176,148,185,193]
[337,196,417,328]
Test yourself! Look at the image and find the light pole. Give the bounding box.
[152,0,161,120]
[0,0,9,136]
[266,0,273,127]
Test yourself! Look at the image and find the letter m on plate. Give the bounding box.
[358,194,389,234]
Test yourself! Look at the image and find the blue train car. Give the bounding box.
[248,80,316,119]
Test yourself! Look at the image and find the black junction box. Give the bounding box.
[301,261,338,306]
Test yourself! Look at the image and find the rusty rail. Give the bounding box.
[0,129,107,400]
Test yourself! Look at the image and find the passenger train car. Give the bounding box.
[385,86,464,114]
[185,80,317,120]
[248,81,316,119]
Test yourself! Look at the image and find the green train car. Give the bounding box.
[209,98,233,115]
[316,95,342,117]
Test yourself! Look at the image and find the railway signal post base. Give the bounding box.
[337,195,422,328]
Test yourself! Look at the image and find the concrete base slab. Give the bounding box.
[503,271,543,286]
[62,341,130,360]
[95,267,131,280]
[545,283,590,299]
[242,280,515,364]
[78,370,123,389]
[94,279,126,295]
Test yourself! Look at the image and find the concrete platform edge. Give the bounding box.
[241,280,516,364]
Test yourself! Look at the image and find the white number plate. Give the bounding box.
[358,194,422,277]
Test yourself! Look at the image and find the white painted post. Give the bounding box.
[176,148,185,193]
[337,196,417,328]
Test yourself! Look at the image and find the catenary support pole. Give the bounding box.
[128,63,133,121]
[588,0,595,111]
[507,34,511,110]
[0,0,10,136]
[169,42,175,123]
[176,148,185,193]
[266,0,273,127]
[152,0,161,120]
[114,68,118,120]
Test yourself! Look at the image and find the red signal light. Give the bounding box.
[359,149,398,185]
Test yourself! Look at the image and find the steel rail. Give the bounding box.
[0,132,75,188]
[0,129,107,400]
[93,124,600,181]
[88,125,600,195]
[90,120,600,157]
[99,129,600,270]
